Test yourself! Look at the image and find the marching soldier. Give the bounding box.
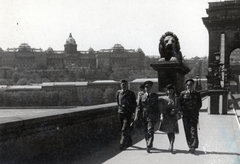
[116,79,137,150]
[179,78,202,154]
[135,81,159,153]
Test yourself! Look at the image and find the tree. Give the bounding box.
[63,77,71,82]
[95,68,110,80]
[52,91,60,106]
[144,56,159,68]
[58,90,71,106]
[12,72,21,83]
[0,91,5,106]
[85,69,95,80]
[28,79,36,84]
[0,79,9,85]
[4,92,14,106]
[15,91,27,106]
[29,91,41,106]
[42,78,51,82]
[109,67,130,81]
[32,62,47,70]
[17,78,28,85]
[103,88,115,103]
[86,88,103,105]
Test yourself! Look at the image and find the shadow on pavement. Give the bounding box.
[195,150,240,156]
[124,147,240,157]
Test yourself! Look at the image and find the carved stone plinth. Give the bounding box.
[150,62,190,95]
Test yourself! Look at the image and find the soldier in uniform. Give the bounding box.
[116,79,137,150]
[179,78,202,154]
[135,81,159,153]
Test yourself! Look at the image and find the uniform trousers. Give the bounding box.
[182,116,199,149]
[142,120,155,148]
[118,113,133,147]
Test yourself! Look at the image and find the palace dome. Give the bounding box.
[137,48,143,53]
[46,47,54,53]
[112,44,124,52]
[88,47,94,53]
[65,33,76,45]
[18,43,31,52]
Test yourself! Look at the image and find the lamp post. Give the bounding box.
[213,52,222,89]
[206,52,224,89]
[206,52,229,115]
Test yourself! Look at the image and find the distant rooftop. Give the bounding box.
[42,82,88,86]
[92,80,118,84]
[130,78,158,83]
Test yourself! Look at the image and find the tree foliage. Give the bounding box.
[17,78,28,85]
[103,88,115,103]
[0,56,209,107]
[12,72,21,83]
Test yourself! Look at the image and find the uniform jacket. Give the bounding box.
[136,92,159,122]
[116,89,137,114]
[179,90,202,119]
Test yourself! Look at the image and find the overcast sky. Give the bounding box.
[0,0,219,58]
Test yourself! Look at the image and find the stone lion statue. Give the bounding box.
[158,31,183,62]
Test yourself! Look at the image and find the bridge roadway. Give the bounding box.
[0,97,239,163]
[78,97,240,164]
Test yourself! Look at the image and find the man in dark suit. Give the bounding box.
[135,81,159,153]
[179,78,202,154]
[116,79,137,150]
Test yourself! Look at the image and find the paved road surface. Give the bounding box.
[78,97,240,164]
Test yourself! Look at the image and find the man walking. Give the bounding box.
[116,79,137,150]
[135,81,159,153]
[179,78,202,154]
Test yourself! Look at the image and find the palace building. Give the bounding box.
[0,33,145,70]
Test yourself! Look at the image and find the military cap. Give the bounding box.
[166,84,174,90]
[185,78,195,84]
[120,79,128,83]
[143,81,153,87]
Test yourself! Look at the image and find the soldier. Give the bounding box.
[179,78,202,154]
[135,81,159,153]
[116,79,137,150]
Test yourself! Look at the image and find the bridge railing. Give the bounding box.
[199,89,229,114]
[0,103,119,163]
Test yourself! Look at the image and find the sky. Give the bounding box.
[0,0,219,58]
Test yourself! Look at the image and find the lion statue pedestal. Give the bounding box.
[150,61,190,96]
[151,31,190,95]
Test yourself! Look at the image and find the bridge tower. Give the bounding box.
[203,0,240,66]
[202,0,240,114]
[202,0,240,89]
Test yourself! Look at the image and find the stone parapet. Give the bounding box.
[0,104,119,163]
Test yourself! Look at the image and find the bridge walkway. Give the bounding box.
[78,97,240,164]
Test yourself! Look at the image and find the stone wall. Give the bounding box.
[0,104,119,163]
